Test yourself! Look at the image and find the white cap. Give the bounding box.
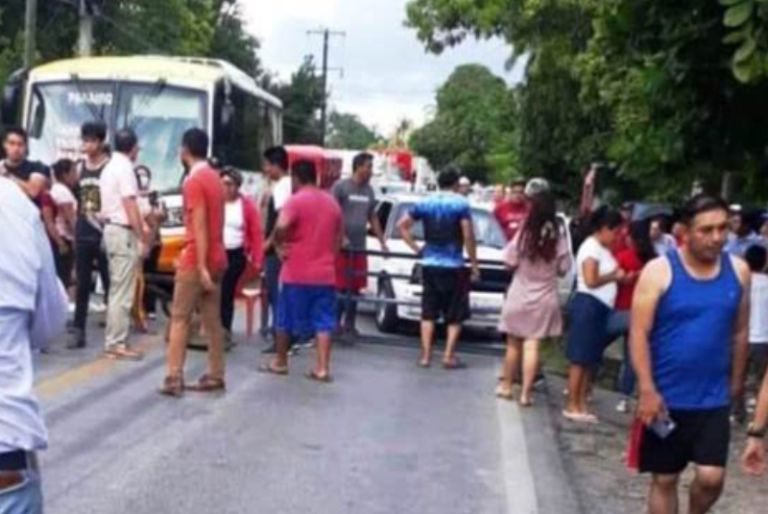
[459,177,471,186]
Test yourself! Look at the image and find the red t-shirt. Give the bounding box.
[494,201,530,240]
[611,223,631,254]
[179,164,227,273]
[280,188,342,286]
[615,248,643,311]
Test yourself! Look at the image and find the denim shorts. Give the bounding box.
[0,468,43,514]
[276,284,337,337]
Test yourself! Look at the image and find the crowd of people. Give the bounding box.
[3,118,768,513]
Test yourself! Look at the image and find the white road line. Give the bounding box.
[497,399,539,514]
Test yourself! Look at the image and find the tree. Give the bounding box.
[269,56,325,145]
[0,0,261,91]
[409,64,517,183]
[406,0,768,202]
[327,112,381,149]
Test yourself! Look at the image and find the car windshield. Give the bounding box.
[27,81,207,193]
[390,202,507,249]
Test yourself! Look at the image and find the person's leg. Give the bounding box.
[273,331,291,369]
[73,240,96,331]
[498,336,522,397]
[199,273,226,381]
[688,466,725,514]
[315,332,333,378]
[520,339,541,404]
[103,228,139,351]
[98,244,110,305]
[420,321,435,366]
[165,271,201,379]
[443,323,463,365]
[620,337,637,397]
[220,249,244,333]
[648,474,680,514]
[565,364,588,413]
[142,246,160,315]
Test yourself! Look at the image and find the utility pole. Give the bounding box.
[308,28,345,146]
[78,0,94,57]
[24,0,38,68]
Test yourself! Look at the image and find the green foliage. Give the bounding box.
[268,56,324,145]
[327,112,381,150]
[0,0,261,90]
[409,64,518,183]
[407,0,768,203]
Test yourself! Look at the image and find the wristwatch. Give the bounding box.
[747,423,767,439]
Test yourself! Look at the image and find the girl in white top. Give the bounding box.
[564,207,626,424]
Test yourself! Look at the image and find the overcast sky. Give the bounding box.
[242,0,524,135]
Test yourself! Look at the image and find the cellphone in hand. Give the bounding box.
[651,413,676,439]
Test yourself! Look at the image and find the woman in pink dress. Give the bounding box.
[496,191,571,405]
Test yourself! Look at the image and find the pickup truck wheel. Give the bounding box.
[375,280,399,333]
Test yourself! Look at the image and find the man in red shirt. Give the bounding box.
[494,180,529,240]
[160,129,228,397]
[260,160,343,382]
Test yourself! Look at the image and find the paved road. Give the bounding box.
[32,313,571,514]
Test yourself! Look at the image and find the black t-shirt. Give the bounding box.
[75,158,110,242]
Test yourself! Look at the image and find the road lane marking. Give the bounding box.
[36,340,159,401]
[497,399,539,514]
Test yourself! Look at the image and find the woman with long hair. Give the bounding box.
[496,191,571,406]
[563,206,625,423]
[613,220,657,412]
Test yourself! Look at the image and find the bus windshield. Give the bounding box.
[28,81,207,192]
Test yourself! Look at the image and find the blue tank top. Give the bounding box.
[651,251,742,410]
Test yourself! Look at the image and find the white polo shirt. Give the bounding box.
[100,152,139,226]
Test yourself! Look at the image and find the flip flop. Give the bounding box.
[443,360,468,370]
[519,397,535,407]
[561,410,599,424]
[257,363,288,376]
[305,371,333,384]
[417,360,431,369]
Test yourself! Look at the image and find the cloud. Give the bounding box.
[242,0,521,135]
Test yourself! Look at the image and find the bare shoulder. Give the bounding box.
[729,254,751,287]
[638,255,673,293]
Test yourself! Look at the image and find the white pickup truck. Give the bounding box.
[363,193,575,333]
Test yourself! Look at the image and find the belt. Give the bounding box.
[0,451,34,472]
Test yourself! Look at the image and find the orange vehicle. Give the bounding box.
[286,145,342,190]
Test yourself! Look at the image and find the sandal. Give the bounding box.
[158,376,184,398]
[186,374,226,393]
[105,346,144,361]
[257,362,288,376]
[417,360,431,369]
[519,396,535,407]
[562,410,599,424]
[443,359,468,370]
[305,370,333,384]
[495,385,515,401]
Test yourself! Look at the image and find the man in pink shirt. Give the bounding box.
[260,160,343,382]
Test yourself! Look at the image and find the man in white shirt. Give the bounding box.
[0,173,67,514]
[100,128,148,361]
[260,146,293,353]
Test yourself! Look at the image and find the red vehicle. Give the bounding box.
[286,145,342,190]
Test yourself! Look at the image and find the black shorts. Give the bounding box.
[639,407,731,475]
[421,266,470,324]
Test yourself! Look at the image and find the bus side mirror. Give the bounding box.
[1,73,24,127]
[219,102,235,143]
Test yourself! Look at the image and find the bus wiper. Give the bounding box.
[71,74,106,122]
[128,80,167,131]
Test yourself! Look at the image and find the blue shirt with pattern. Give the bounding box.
[409,192,472,268]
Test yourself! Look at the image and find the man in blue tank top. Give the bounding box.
[631,194,750,514]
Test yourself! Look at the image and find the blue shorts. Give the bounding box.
[566,293,612,366]
[276,284,337,337]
